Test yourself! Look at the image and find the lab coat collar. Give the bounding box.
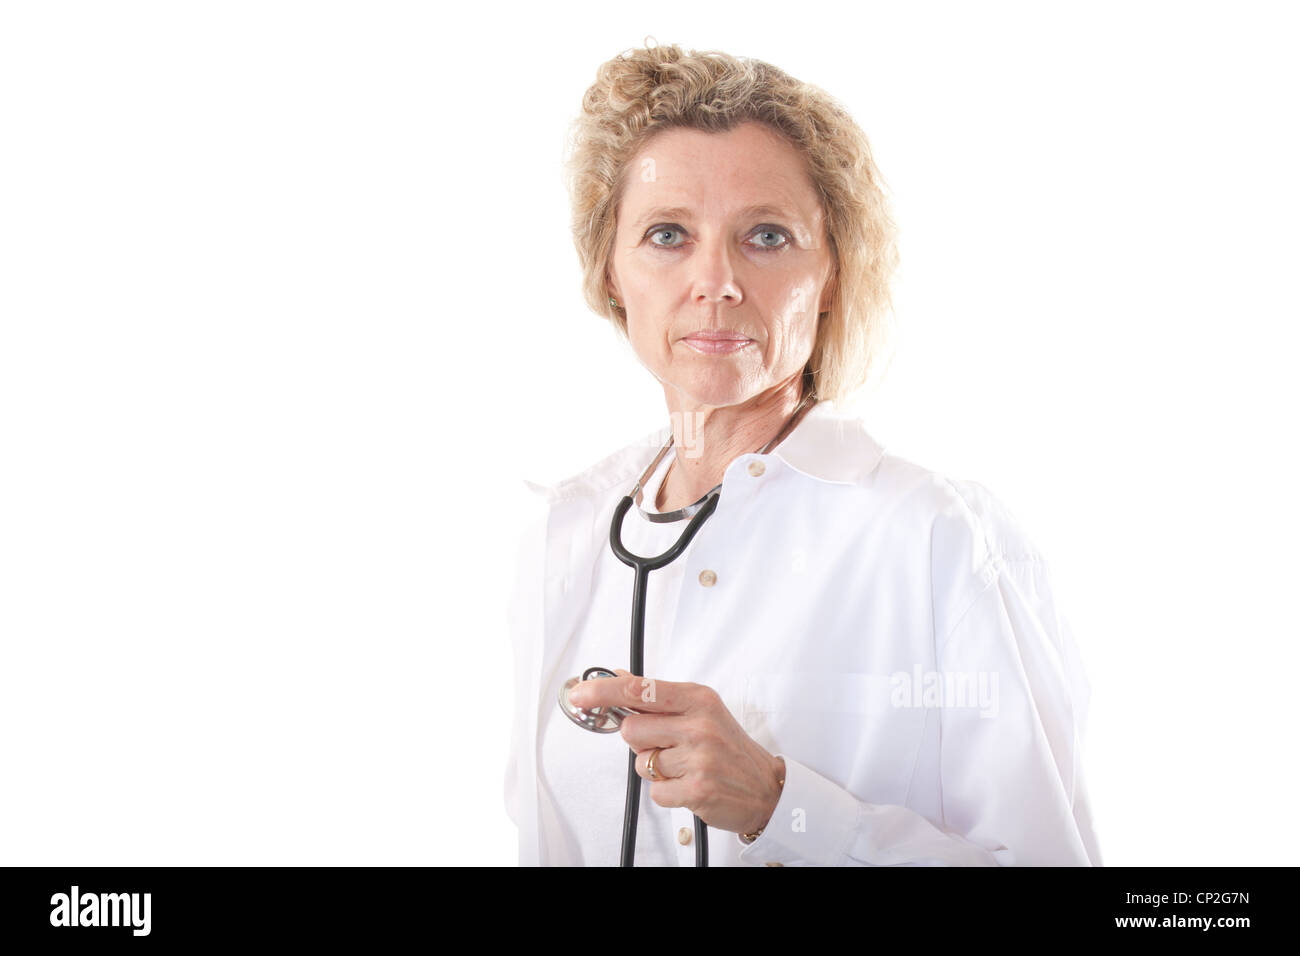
[524,399,884,503]
[772,398,885,486]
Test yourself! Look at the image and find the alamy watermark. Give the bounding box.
[637,410,707,459]
[50,885,151,936]
[890,666,999,718]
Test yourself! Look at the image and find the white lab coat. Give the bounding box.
[505,400,1102,866]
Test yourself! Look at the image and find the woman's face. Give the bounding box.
[607,121,834,410]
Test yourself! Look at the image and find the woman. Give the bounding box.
[505,41,1101,867]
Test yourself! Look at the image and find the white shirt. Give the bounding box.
[505,399,1102,866]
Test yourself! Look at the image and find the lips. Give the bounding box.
[681,330,754,355]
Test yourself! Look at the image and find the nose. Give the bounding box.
[690,233,743,309]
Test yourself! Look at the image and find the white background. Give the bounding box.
[2,1,1296,866]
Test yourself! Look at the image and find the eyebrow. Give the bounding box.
[630,204,802,230]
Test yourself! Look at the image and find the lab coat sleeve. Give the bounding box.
[503,500,550,834]
[737,548,1101,867]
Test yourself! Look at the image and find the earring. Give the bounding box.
[608,296,619,308]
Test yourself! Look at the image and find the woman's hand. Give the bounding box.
[566,671,786,836]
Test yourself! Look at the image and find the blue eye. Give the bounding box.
[749,227,791,250]
[647,226,686,248]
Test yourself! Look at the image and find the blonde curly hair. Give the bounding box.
[565,39,900,403]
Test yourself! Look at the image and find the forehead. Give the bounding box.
[620,122,822,223]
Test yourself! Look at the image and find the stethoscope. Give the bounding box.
[556,390,818,867]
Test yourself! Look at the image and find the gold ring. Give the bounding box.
[646,747,662,781]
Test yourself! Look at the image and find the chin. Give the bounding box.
[669,374,756,410]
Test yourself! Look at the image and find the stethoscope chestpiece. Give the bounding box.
[558,666,640,733]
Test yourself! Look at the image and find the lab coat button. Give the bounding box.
[677,827,693,846]
[698,569,717,587]
[747,460,766,477]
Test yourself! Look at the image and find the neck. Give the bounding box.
[654,374,812,513]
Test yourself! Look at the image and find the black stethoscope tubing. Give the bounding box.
[608,489,720,868]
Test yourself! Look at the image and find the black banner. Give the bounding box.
[0,865,1279,943]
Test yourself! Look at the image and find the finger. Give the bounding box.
[619,713,693,751]
[635,745,683,782]
[564,671,632,711]
[646,778,693,813]
[567,674,708,713]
